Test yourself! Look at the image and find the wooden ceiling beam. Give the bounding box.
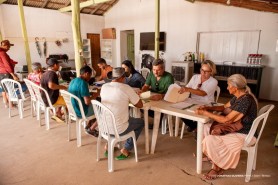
[90,3,103,14]
[196,0,278,13]
[59,0,111,12]
[41,0,50,8]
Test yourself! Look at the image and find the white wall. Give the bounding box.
[0,4,104,69]
[104,0,278,101]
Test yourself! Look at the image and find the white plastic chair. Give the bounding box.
[179,86,221,139]
[215,86,220,103]
[92,100,138,172]
[23,79,37,117]
[1,79,26,119]
[31,82,64,130]
[139,68,150,79]
[242,104,274,182]
[60,90,95,147]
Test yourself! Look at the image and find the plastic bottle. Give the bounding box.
[258,54,263,65]
[247,54,251,64]
[188,52,192,61]
[192,53,195,62]
[200,52,204,62]
[194,52,198,63]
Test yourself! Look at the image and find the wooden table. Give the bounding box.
[150,100,210,174]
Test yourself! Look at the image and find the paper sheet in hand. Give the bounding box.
[164,84,190,103]
[140,91,151,100]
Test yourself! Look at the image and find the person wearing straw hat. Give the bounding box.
[100,67,144,160]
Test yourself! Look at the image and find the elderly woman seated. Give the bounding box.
[195,74,258,180]
[27,62,43,85]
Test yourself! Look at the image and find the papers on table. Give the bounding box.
[164,84,190,103]
[140,91,151,100]
[170,99,208,113]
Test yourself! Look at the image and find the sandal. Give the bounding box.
[51,116,65,123]
[203,169,224,180]
[115,153,130,160]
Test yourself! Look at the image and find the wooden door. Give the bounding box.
[127,33,135,65]
[87,33,101,76]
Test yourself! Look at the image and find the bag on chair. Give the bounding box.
[209,107,243,135]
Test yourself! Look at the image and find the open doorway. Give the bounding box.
[120,30,135,65]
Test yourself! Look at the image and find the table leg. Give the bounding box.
[144,109,149,154]
[196,121,204,174]
[168,115,173,137]
[151,111,161,154]
[175,117,180,137]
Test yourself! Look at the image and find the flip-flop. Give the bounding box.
[51,116,65,123]
[115,153,130,160]
[104,151,108,158]
[203,169,224,180]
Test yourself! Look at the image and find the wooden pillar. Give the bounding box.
[18,0,32,72]
[154,0,160,59]
[71,0,83,77]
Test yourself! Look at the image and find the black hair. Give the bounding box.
[80,65,92,75]
[121,60,138,75]
[97,58,107,64]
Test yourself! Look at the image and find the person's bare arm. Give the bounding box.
[179,86,207,96]
[196,107,243,124]
[150,94,164,101]
[134,99,143,108]
[138,84,150,94]
[84,96,91,105]
[48,81,67,90]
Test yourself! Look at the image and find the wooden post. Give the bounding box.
[18,0,32,73]
[71,0,83,77]
[154,0,160,59]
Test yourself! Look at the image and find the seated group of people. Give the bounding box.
[1,44,258,179]
[93,58,258,180]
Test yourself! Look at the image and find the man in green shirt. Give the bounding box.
[140,59,174,101]
[139,59,174,129]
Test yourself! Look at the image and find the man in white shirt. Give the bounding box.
[101,67,144,160]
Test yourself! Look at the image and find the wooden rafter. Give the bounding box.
[41,0,50,8]
[90,3,103,14]
[196,0,278,13]
[59,0,111,12]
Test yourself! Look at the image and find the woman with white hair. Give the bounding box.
[27,62,43,85]
[195,74,258,180]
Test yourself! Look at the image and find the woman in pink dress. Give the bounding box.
[195,74,258,180]
[27,62,43,85]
